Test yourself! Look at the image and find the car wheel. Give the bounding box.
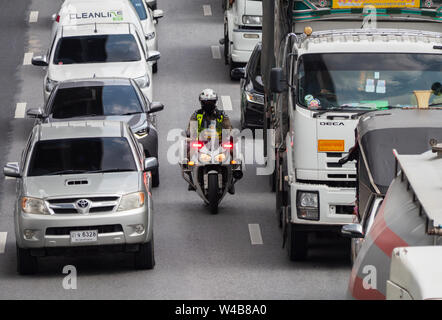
[16,244,38,275]
[287,222,308,261]
[153,62,158,74]
[134,237,155,270]
[152,168,160,188]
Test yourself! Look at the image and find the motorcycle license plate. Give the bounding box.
[70,230,98,243]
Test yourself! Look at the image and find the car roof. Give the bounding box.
[36,121,128,141]
[57,78,133,89]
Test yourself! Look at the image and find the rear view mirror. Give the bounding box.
[147,50,161,62]
[26,108,44,119]
[341,224,364,239]
[148,102,164,114]
[270,68,286,93]
[32,55,48,67]
[231,67,246,80]
[144,157,159,172]
[4,162,20,178]
[153,9,164,19]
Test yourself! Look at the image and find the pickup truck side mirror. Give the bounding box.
[144,157,159,172]
[341,223,364,239]
[148,102,164,114]
[4,162,20,178]
[231,67,246,80]
[147,50,161,62]
[270,68,287,93]
[32,55,48,67]
[26,108,44,119]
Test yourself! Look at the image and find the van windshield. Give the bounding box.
[27,138,137,176]
[53,34,141,64]
[297,53,442,110]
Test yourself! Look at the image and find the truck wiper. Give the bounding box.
[313,105,373,118]
[88,168,135,174]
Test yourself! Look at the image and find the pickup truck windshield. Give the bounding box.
[297,53,442,110]
[53,34,141,64]
[50,85,143,119]
[27,138,137,176]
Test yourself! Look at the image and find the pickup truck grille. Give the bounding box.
[46,196,120,214]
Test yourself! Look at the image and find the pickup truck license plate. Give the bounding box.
[70,230,98,243]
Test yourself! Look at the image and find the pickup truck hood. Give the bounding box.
[48,61,147,82]
[245,0,263,16]
[23,172,140,199]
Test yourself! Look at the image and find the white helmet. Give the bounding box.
[199,88,218,113]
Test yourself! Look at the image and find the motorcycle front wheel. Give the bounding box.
[208,173,219,215]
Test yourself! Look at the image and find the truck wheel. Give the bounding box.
[208,173,219,214]
[134,237,155,270]
[16,244,38,275]
[152,169,160,188]
[287,223,308,261]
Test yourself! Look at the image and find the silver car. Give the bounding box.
[3,120,158,274]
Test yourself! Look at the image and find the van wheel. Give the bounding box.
[134,237,155,270]
[16,244,38,275]
[287,223,308,261]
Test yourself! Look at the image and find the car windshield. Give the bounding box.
[50,85,143,119]
[27,138,137,176]
[297,53,442,110]
[53,34,141,64]
[130,0,148,20]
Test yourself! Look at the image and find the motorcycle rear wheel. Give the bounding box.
[208,174,219,215]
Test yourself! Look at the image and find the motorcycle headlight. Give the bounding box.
[118,192,145,211]
[21,197,49,215]
[214,153,226,163]
[146,32,156,40]
[45,78,58,93]
[242,15,262,25]
[199,153,212,163]
[134,74,150,88]
[246,91,264,105]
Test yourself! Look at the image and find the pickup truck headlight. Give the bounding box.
[246,91,264,105]
[45,78,58,93]
[242,15,262,25]
[21,197,49,215]
[134,75,150,88]
[296,191,319,221]
[118,192,145,211]
[145,32,156,40]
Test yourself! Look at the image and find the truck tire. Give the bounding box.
[287,223,308,261]
[152,168,160,188]
[208,173,219,214]
[16,244,38,275]
[134,237,155,270]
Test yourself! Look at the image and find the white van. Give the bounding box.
[32,23,160,102]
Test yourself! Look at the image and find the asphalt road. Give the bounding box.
[0,0,351,299]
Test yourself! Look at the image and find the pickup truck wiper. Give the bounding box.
[120,112,143,116]
[88,168,135,174]
[47,169,89,175]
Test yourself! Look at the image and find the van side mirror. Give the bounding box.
[32,55,48,67]
[231,67,246,80]
[148,102,164,114]
[144,157,159,172]
[4,162,20,178]
[26,108,44,119]
[153,9,164,20]
[270,68,287,93]
[341,224,364,239]
[147,50,161,62]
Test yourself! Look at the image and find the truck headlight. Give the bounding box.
[118,192,145,211]
[242,15,262,25]
[21,197,49,215]
[296,191,319,221]
[145,32,156,40]
[45,78,58,93]
[199,153,212,163]
[246,91,264,105]
[134,75,150,88]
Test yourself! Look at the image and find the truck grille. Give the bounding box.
[46,224,123,236]
[46,196,120,214]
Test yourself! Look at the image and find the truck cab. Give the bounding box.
[222,0,262,78]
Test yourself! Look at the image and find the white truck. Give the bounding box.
[221,0,263,79]
[262,0,442,261]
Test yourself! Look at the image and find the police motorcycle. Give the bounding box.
[181,120,243,214]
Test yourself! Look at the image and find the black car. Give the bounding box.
[26,78,164,187]
[232,43,264,129]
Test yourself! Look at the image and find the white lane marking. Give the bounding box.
[29,11,39,23]
[221,95,233,111]
[248,224,263,245]
[15,102,27,118]
[0,233,7,254]
[5,177,15,180]
[203,5,212,16]
[23,52,33,65]
[211,45,221,59]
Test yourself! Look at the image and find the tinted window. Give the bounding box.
[28,138,137,176]
[130,0,148,20]
[53,34,141,64]
[51,85,143,119]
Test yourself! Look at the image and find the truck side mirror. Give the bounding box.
[4,162,20,178]
[270,68,287,93]
[341,224,364,239]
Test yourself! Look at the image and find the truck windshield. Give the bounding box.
[53,34,141,64]
[50,85,143,119]
[297,53,442,110]
[27,138,137,176]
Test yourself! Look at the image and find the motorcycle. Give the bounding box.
[181,122,243,214]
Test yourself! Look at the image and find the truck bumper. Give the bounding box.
[231,29,261,64]
[290,181,355,226]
